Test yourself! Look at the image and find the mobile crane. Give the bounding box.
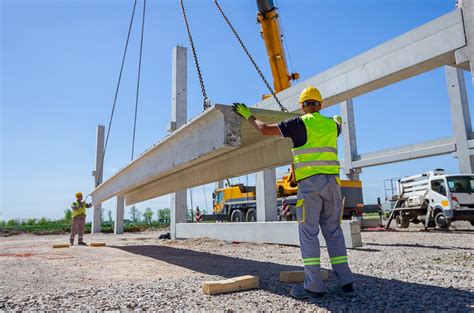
[212,0,365,222]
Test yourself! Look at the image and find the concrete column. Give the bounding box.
[256,168,277,222]
[169,45,188,239]
[168,46,187,132]
[114,196,125,234]
[445,66,474,173]
[459,0,474,84]
[340,99,361,180]
[91,125,104,234]
[170,190,187,238]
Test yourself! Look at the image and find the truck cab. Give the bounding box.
[428,174,474,228]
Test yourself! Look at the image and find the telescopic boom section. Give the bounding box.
[256,0,299,93]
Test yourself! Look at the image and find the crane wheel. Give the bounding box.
[231,209,245,222]
[246,208,256,222]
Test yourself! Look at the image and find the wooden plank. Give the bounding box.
[89,242,106,247]
[280,269,329,283]
[52,244,70,249]
[202,275,259,295]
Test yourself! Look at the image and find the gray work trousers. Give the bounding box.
[70,216,86,244]
[296,174,354,292]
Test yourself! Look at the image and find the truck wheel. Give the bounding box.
[435,213,451,230]
[395,215,410,228]
[246,208,256,222]
[230,209,245,222]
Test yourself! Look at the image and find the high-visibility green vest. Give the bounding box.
[291,112,340,181]
[72,201,87,218]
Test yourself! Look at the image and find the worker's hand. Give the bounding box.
[333,115,343,126]
[232,103,253,120]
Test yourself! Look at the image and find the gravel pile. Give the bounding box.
[1,229,473,311]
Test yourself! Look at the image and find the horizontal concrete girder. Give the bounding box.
[91,105,297,205]
[176,221,362,249]
[255,10,466,112]
[352,137,456,168]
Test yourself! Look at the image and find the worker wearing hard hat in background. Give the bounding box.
[70,192,92,246]
[233,86,353,300]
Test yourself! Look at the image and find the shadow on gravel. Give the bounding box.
[112,245,473,312]
[368,242,473,251]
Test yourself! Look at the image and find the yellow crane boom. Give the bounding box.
[256,0,299,94]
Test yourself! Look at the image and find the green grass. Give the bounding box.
[0,220,169,235]
[363,213,382,220]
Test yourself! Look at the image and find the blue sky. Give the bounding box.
[1,0,472,221]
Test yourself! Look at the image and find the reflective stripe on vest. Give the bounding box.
[291,112,340,181]
[72,201,86,218]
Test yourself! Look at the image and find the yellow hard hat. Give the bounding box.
[75,192,83,198]
[299,86,323,104]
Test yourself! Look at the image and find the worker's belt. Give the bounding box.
[292,147,337,156]
[293,160,340,170]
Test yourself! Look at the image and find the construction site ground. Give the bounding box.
[1,224,473,312]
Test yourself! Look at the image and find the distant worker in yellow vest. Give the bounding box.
[70,192,92,246]
[233,86,354,300]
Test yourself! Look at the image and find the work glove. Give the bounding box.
[232,103,253,120]
[333,115,343,126]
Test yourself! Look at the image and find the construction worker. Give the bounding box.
[70,192,92,246]
[232,86,354,300]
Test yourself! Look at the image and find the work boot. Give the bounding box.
[78,242,87,246]
[329,282,355,296]
[289,284,325,301]
[339,283,355,297]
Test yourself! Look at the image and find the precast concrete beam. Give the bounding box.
[352,137,456,168]
[255,10,466,112]
[90,105,297,206]
[175,221,362,249]
[458,0,474,82]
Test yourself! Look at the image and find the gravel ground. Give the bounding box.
[1,227,473,311]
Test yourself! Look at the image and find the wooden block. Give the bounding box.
[202,275,259,295]
[280,269,329,282]
[89,242,106,247]
[52,244,70,249]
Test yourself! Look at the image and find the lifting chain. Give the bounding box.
[179,0,211,111]
[214,0,288,112]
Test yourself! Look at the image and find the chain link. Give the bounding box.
[179,0,210,110]
[214,0,288,112]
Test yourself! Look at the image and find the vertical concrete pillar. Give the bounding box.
[91,125,104,234]
[169,46,188,239]
[114,196,125,234]
[340,99,361,180]
[459,0,474,84]
[445,66,474,173]
[256,168,277,221]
